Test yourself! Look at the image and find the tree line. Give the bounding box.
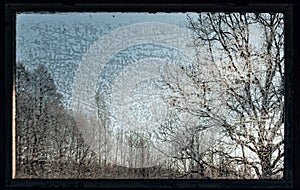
[15,63,182,178]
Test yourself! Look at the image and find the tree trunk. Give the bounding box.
[259,146,272,179]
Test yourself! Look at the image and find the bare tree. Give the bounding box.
[163,13,284,179]
[15,63,95,178]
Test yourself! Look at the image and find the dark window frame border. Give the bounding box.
[2,1,296,189]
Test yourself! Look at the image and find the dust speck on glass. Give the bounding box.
[15,12,284,179]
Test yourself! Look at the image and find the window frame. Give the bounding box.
[2,1,296,189]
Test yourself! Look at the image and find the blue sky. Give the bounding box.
[16,12,198,108]
[17,12,197,29]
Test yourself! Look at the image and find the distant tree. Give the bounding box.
[15,63,92,178]
[15,63,35,175]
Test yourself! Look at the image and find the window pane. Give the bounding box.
[15,12,284,179]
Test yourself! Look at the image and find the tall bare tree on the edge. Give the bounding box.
[163,13,284,179]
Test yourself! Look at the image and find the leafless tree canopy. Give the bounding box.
[162,13,284,179]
